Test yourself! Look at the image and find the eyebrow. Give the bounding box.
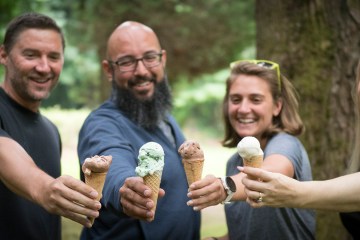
[117,50,160,59]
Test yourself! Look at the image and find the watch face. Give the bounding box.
[226,176,236,192]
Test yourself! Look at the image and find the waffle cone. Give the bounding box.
[143,170,162,221]
[182,158,204,186]
[84,172,107,224]
[243,155,263,168]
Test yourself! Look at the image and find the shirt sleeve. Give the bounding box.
[264,133,311,181]
[78,109,137,214]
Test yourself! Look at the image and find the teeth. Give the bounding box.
[31,77,49,83]
[137,81,149,87]
[239,119,254,123]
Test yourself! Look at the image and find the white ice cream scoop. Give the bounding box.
[237,136,263,159]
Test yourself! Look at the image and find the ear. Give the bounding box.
[0,45,8,65]
[161,49,167,68]
[273,98,283,117]
[102,60,113,82]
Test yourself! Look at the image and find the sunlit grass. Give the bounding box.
[42,108,232,239]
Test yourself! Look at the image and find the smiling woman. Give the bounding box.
[187,60,315,240]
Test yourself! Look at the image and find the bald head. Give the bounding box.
[106,21,161,59]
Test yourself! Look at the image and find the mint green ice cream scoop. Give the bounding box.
[135,142,165,177]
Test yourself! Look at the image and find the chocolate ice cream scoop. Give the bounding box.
[82,155,112,175]
[178,140,204,160]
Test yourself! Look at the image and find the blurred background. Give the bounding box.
[1,0,360,239]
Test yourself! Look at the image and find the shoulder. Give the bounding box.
[41,114,59,132]
[265,133,306,159]
[83,100,126,125]
[266,133,303,149]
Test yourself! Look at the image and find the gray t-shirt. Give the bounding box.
[225,133,316,240]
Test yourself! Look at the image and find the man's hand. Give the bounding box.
[119,176,165,222]
[38,175,101,228]
[0,137,101,228]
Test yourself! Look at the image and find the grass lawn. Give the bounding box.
[43,108,233,240]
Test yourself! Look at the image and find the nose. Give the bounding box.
[238,99,251,113]
[35,57,51,73]
[133,59,149,76]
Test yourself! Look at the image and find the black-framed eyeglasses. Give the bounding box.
[108,52,163,72]
[230,59,281,91]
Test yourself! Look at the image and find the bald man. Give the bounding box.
[78,21,200,239]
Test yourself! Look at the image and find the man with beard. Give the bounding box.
[77,21,200,240]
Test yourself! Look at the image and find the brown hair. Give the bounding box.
[222,61,304,148]
[2,12,65,53]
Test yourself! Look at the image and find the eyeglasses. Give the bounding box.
[109,52,163,72]
[230,59,281,91]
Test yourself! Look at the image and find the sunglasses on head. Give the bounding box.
[230,59,281,92]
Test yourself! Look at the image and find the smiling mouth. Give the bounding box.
[129,77,154,87]
[239,119,256,124]
[136,81,151,87]
[30,76,52,84]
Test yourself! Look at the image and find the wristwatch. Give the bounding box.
[219,176,236,204]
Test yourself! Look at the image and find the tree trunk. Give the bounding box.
[256,0,360,239]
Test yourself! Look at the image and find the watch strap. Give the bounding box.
[220,177,234,204]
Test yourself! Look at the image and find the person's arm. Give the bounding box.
[0,137,101,227]
[187,153,294,210]
[78,111,166,221]
[241,166,360,212]
[232,153,294,201]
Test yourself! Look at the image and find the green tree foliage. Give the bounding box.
[0,0,102,108]
[69,0,255,101]
[0,0,255,109]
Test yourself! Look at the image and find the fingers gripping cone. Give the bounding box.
[84,172,107,225]
[85,172,107,201]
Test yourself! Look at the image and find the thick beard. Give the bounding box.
[111,75,173,130]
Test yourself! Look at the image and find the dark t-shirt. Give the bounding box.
[0,87,61,240]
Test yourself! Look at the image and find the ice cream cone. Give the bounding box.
[143,170,162,221]
[243,155,263,168]
[178,140,205,187]
[81,155,112,226]
[84,172,107,224]
[182,158,204,186]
